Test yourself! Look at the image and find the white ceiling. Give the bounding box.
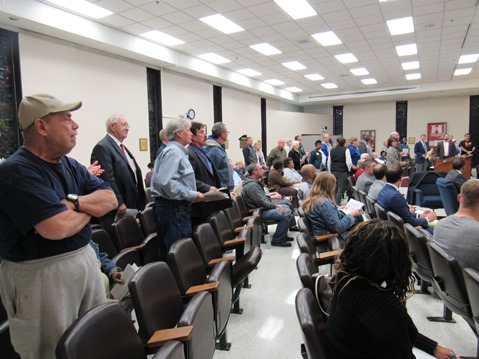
[1,0,479,106]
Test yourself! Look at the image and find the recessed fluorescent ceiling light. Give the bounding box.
[274,0,317,19]
[250,43,282,56]
[285,87,302,92]
[305,74,324,81]
[361,78,377,85]
[458,54,479,64]
[454,68,472,76]
[237,68,262,77]
[141,30,184,46]
[350,68,369,76]
[401,61,419,70]
[198,53,230,64]
[406,73,421,80]
[322,83,338,89]
[387,17,414,36]
[265,79,285,86]
[335,53,358,63]
[46,0,112,19]
[200,14,244,34]
[396,43,417,56]
[311,31,342,46]
[282,61,307,71]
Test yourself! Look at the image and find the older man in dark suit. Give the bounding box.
[91,114,145,236]
[188,121,222,228]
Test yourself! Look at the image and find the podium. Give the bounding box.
[434,155,472,178]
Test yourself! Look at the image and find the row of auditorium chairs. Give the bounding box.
[58,194,263,359]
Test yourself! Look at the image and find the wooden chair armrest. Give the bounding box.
[148,326,193,347]
[120,245,142,252]
[223,238,246,246]
[318,249,343,260]
[208,256,235,266]
[234,224,254,233]
[185,281,220,296]
[242,215,254,221]
[314,233,338,242]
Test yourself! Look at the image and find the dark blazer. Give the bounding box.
[377,184,428,228]
[242,145,256,167]
[414,141,430,164]
[445,170,467,193]
[187,144,221,193]
[436,140,456,159]
[91,135,145,210]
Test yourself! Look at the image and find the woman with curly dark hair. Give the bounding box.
[325,219,459,359]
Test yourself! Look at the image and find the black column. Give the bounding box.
[469,95,479,167]
[213,85,222,123]
[261,98,267,154]
[396,101,408,140]
[333,106,343,136]
[146,68,162,161]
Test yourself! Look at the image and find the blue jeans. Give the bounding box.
[154,200,192,262]
[262,204,292,243]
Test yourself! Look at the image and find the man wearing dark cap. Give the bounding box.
[0,94,117,358]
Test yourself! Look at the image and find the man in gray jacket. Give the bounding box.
[241,163,293,247]
[204,122,234,190]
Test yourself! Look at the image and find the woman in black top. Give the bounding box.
[326,220,459,359]
[288,140,303,171]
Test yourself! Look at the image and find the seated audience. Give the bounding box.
[368,163,387,201]
[302,172,360,240]
[268,161,299,209]
[234,160,246,179]
[298,164,317,202]
[89,240,123,297]
[355,154,370,179]
[433,180,479,272]
[377,150,387,163]
[242,163,294,247]
[377,164,436,233]
[325,219,458,359]
[445,158,468,193]
[229,159,243,187]
[283,157,302,185]
[355,160,375,193]
[144,161,154,187]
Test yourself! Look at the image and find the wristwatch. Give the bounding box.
[67,194,80,211]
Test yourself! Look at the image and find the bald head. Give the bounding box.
[301,164,317,183]
[278,138,286,149]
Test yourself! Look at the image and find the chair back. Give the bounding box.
[364,195,377,219]
[193,223,223,266]
[210,211,235,245]
[386,211,404,230]
[128,262,186,340]
[56,302,146,359]
[153,341,185,359]
[374,203,388,220]
[463,268,479,335]
[138,206,157,237]
[296,253,318,293]
[351,186,360,201]
[113,247,141,270]
[409,171,445,208]
[436,178,459,215]
[224,206,242,230]
[295,288,330,359]
[404,224,434,283]
[427,242,472,319]
[296,232,317,262]
[112,216,144,250]
[298,217,313,239]
[234,195,249,218]
[92,228,118,259]
[357,189,367,205]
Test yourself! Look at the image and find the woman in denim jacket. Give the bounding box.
[302,172,360,240]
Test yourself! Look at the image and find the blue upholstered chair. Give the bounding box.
[407,171,445,208]
[436,178,459,216]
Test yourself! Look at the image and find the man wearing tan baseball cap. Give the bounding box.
[0,93,117,358]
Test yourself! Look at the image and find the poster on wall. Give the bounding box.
[427,122,446,146]
[360,130,376,152]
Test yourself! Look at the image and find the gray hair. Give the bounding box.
[159,128,167,142]
[211,122,227,138]
[165,117,190,141]
[105,114,123,133]
[292,140,300,148]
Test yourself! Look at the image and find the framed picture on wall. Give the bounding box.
[360,130,376,152]
[427,122,446,146]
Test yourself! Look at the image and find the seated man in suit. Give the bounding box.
[355,160,375,193]
[445,158,468,193]
[368,163,387,201]
[377,164,437,233]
